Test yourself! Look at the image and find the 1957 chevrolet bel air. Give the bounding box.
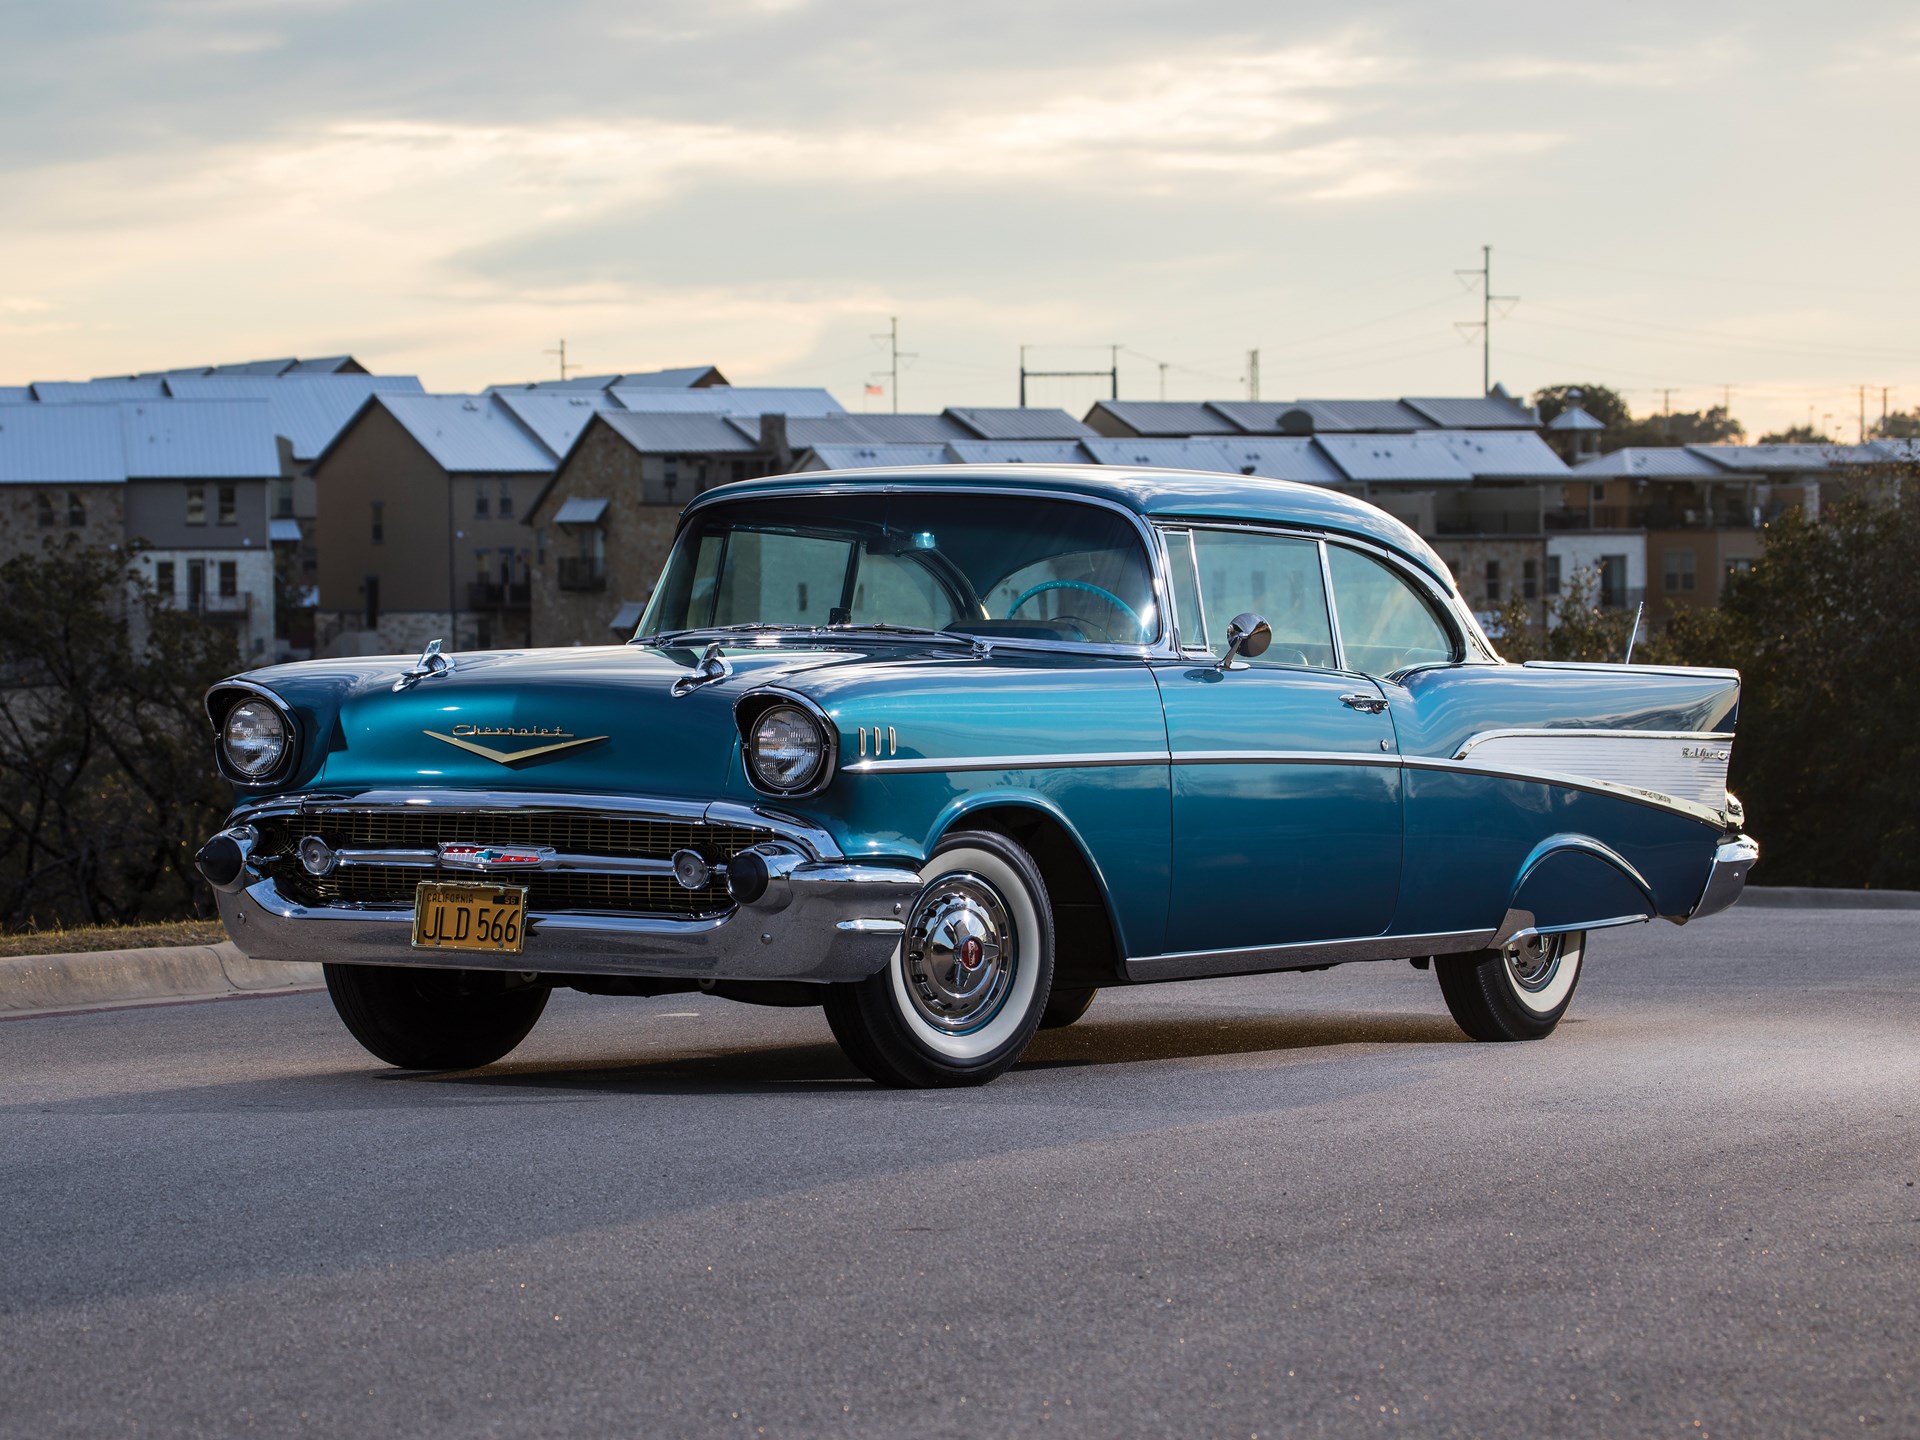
[197,466,1757,1086]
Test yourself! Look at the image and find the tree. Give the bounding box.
[0,539,239,930]
[1758,424,1833,444]
[1659,472,1920,888]
[1488,564,1638,664]
[1871,408,1920,441]
[1532,383,1632,429]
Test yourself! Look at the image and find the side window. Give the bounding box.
[1327,546,1455,675]
[1190,530,1335,668]
[1162,529,1206,651]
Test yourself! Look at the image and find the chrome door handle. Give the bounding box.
[1339,692,1388,714]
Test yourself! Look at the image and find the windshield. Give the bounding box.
[638,491,1162,647]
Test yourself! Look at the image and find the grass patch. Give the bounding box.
[0,919,229,959]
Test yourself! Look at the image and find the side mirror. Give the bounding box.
[1218,612,1272,670]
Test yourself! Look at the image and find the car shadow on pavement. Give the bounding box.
[413,1007,1467,1096]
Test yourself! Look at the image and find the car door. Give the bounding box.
[1153,526,1403,954]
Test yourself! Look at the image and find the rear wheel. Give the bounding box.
[1435,931,1584,1042]
[1039,986,1098,1029]
[323,964,550,1070]
[824,830,1055,1087]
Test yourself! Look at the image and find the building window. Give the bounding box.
[1545,555,1561,596]
[371,501,384,544]
[498,481,513,520]
[1590,482,1606,503]
[1664,548,1696,593]
[1485,559,1502,603]
[274,481,294,519]
[186,486,206,525]
[155,560,175,597]
[1725,557,1753,580]
[475,486,490,518]
[36,492,56,527]
[217,485,236,525]
[219,560,237,598]
[732,461,747,483]
[67,491,87,527]
[187,558,206,607]
[1522,558,1538,600]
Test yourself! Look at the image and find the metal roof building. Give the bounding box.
[608,386,845,417]
[798,443,953,471]
[1086,390,1542,439]
[0,404,129,483]
[947,407,1096,441]
[165,373,425,460]
[366,394,558,473]
[1429,430,1568,480]
[945,440,1091,465]
[596,411,760,454]
[119,399,279,478]
[1314,434,1477,485]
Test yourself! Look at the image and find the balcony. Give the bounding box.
[1544,505,1651,531]
[467,580,531,609]
[557,556,606,593]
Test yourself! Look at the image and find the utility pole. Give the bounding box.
[544,339,573,381]
[1455,245,1517,395]
[1883,386,1892,436]
[1019,344,1123,408]
[1158,362,1169,402]
[871,316,914,414]
[1247,349,1261,402]
[1657,388,1675,438]
[1858,384,1867,444]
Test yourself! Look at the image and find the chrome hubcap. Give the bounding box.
[903,873,1016,1033]
[1504,933,1567,993]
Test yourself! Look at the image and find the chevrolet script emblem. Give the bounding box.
[423,723,607,766]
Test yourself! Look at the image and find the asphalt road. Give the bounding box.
[2,908,1915,1439]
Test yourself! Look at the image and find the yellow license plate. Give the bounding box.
[411,882,529,954]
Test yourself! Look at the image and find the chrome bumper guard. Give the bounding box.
[206,792,921,984]
[1688,834,1759,921]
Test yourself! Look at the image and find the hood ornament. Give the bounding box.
[672,642,732,697]
[393,638,452,691]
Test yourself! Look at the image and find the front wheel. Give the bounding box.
[323,964,551,1070]
[1435,931,1584,1042]
[824,830,1055,1087]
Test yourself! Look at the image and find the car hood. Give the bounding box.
[225,641,971,801]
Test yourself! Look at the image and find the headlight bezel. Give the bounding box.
[207,682,300,786]
[735,689,836,798]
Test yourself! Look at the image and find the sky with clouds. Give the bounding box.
[4,0,1917,435]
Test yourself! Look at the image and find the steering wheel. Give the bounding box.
[1006,580,1144,639]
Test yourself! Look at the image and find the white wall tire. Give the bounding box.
[1435,931,1584,1042]
[824,831,1055,1086]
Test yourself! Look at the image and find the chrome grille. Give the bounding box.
[253,809,771,917]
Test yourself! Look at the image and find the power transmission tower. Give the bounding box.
[544,339,574,381]
[1455,245,1517,395]
[1019,344,1120,408]
[871,316,915,414]
[1247,349,1261,402]
[1657,388,1675,438]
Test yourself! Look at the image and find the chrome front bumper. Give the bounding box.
[1688,834,1759,921]
[205,790,921,984]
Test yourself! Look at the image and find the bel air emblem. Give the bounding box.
[424,723,607,766]
[439,842,554,870]
[1681,745,1731,761]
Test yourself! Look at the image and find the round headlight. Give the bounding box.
[222,699,289,779]
[746,704,828,793]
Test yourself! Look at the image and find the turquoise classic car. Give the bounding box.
[197,466,1756,1086]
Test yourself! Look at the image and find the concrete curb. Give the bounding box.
[1739,886,1920,910]
[0,942,322,1019]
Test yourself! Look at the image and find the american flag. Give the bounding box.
[865,384,884,396]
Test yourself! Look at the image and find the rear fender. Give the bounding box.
[1496,834,1658,943]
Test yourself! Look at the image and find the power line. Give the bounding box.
[1019,344,1119,407]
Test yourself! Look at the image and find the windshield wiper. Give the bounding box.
[823,623,970,645]
[642,623,814,645]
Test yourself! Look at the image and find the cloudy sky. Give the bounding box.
[4,0,1917,435]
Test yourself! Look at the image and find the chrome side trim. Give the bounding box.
[1685,834,1759,922]
[841,748,1409,775]
[1403,754,1733,829]
[1494,907,1651,948]
[1124,928,1498,983]
[1452,728,1733,810]
[843,750,1167,775]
